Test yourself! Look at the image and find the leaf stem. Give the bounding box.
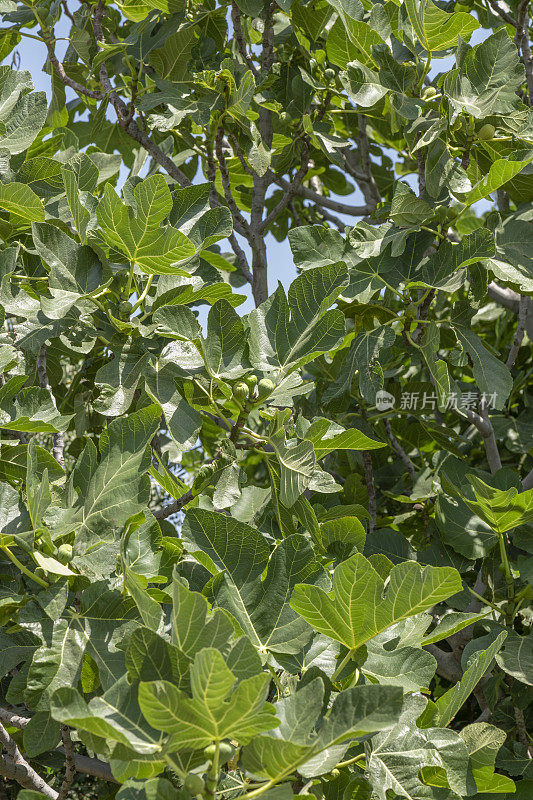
[467,586,502,615]
[125,261,135,299]
[331,648,355,682]
[1,546,50,588]
[420,225,447,241]
[206,740,220,800]
[498,533,514,619]
[131,274,153,313]
[335,752,366,769]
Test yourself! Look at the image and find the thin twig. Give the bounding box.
[228,132,256,177]
[215,127,251,236]
[317,207,345,231]
[476,397,502,474]
[231,2,258,76]
[92,2,192,187]
[41,29,104,100]
[259,139,310,232]
[486,0,518,26]
[384,418,416,482]
[362,451,377,535]
[506,295,527,368]
[417,148,426,196]
[356,114,380,207]
[38,345,64,467]
[206,143,253,282]
[273,175,370,215]
[57,726,76,800]
[153,488,193,520]
[61,0,75,23]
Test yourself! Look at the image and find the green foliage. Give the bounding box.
[0,0,532,798]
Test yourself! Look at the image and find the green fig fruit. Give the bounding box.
[232,381,249,403]
[184,774,205,795]
[118,301,133,319]
[57,544,73,563]
[478,123,496,141]
[257,378,274,400]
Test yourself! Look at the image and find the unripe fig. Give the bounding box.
[244,374,258,391]
[324,68,335,81]
[232,381,249,403]
[478,123,495,141]
[118,301,133,319]
[203,741,234,762]
[257,378,274,400]
[192,463,216,494]
[57,544,73,563]
[434,206,449,224]
[279,111,290,122]
[309,58,318,71]
[422,86,437,100]
[184,774,205,794]
[447,205,460,220]
[218,742,235,763]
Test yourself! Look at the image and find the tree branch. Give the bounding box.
[0,723,58,799]
[506,295,527,368]
[215,127,251,237]
[228,132,256,178]
[273,175,370,216]
[259,139,310,233]
[461,399,502,475]
[228,233,253,285]
[260,2,277,77]
[424,644,462,683]
[356,114,381,208]
[41,29,104,99]
[57,726,76,800]
[153,487,193,520]
[486,0,518,27]
[384,418,416,482]
[92,2,192,187]
[522,465,533,490]
[231,2,258,76]
[206,142,253,278]
[0,710,29,730]
[38,345,64,467]
[56,749,118,783]
[516,0,533,101]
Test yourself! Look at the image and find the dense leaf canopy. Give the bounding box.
[0,0,533,798]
